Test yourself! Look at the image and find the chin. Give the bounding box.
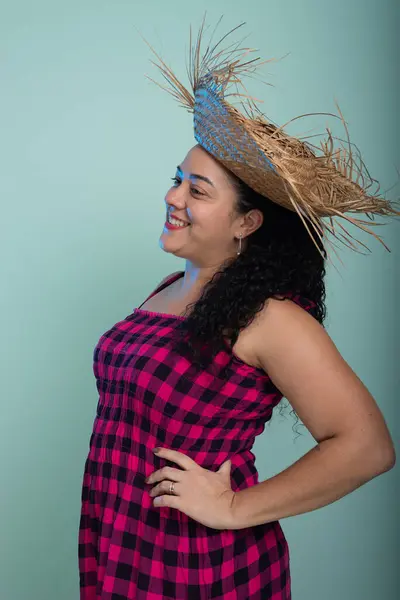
[159,239,184,257]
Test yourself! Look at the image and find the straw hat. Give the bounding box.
[143,18,399,258]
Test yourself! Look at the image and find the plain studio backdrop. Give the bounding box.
[1,1,398,599]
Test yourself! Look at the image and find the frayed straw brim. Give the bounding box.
[142,17,400,258]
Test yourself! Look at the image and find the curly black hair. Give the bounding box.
[175,173,327,433]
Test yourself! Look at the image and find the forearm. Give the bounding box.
[231,436,391,530]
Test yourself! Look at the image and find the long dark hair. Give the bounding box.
[175,174,327,432]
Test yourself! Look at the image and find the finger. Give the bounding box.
[153,447,197,470]
[146,466,182,485]
[149,480,180,497]
[153,493,179,508]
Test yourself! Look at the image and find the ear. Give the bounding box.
[244,209,263,235]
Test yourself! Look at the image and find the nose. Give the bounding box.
[165,183,187,210]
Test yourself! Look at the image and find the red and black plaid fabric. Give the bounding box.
[79,272,316,599]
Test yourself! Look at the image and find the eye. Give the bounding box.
[171,176,205,197]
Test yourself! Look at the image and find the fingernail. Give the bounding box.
[153,447,160,454]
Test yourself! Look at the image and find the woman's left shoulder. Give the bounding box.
[270,293,317,314]
[250,295,327,366]
[256,295,319,328]
[238,296,321,370]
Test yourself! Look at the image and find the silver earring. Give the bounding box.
[237,233,243,256]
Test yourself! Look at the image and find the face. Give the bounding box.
[159,145,262,267]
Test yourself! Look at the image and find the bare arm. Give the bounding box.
[231,299,396,530]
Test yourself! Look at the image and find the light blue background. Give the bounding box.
[1,1,398,598]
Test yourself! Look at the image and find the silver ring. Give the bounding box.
[169,481,175,495]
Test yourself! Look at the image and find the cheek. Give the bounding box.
[190,205,228,227]
[193,213,233,243]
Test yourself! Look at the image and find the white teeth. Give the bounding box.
[168,215,189,227]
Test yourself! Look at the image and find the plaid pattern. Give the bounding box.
[79,272,315,599]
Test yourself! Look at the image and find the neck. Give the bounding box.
[180,261,222,293]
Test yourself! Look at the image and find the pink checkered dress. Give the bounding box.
[79,272,315,599]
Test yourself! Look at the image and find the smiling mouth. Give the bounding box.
[166,214,191,228]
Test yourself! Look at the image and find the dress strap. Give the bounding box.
[285,293,317,316]
[137,271,184,309]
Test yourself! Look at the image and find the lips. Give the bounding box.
[165,219,190,230]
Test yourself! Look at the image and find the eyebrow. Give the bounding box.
[176,165,215,187]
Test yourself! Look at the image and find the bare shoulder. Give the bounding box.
[251,296,325,376]
[252,297,394,453]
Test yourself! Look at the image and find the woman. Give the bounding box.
[79,22,397,600]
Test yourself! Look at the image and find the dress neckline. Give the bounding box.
[134,307,186,320]
[132,307,268,377]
